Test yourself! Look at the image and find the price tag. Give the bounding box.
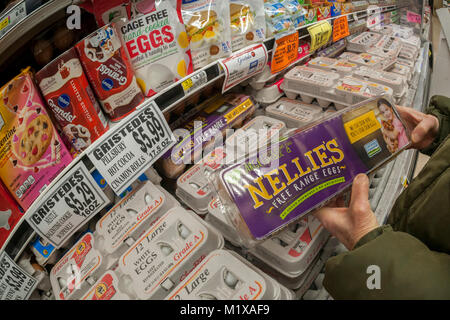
[181,70,208,95]
[407,11,422,24]
[0,1,26,38]
[25,162,110,248]
[271,31,299,74]
[333,16,350,42]
[367,5,382,28]
[88,101,175,196]
[219,44,268,93]
[0,251,38,300]
[307,21,332,52]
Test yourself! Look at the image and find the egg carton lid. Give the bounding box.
[205,198,243,247]
[284,65,341,89]
[347,32,383,53]
[339,52,387,70]
[266,97,324,128]
[352,66,407,98]
[334,76,394,101]
[81,270,132,300]
[308,56,358,76]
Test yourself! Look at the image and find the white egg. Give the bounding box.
[144,193,152,205]
[223,270,239,289]
[177,223,191,239]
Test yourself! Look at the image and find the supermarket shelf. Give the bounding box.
[0,4,401,260]
[0,0,72,66]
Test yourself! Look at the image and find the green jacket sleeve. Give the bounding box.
[323,226,450,300]
[422,95,450,156]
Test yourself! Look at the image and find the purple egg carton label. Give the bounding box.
[219,97,410,240]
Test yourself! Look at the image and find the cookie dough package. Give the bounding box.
[182,0,232,70]
[119,0,193,97]
[0,68,73,210]
[75,23,145,122]
[229,0,266,52]
[35,48,109,157]
[207,97,411,247]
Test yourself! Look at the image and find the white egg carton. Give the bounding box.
[50,232,106,300]
[346,32,383,53]
[81,271,131,300]
[176,116,286,215]
[352,66,407,100]
[265,97,324,128]
[117,207,224,300]
[94,181,180,269]
[165,249,294,300]
[400,34,421,48]
[248,216,329,282]
[339,52,396,71]
[308,57,358,76]
[391,25,415,39]
[396,57,415,69]
[369,164,393,211]
[388,63,413,82]
[366,36,403,59]
[249,78,285,107]
[398,42,420,60]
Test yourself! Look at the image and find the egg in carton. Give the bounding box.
[366,36,402,59]
[50,232,106,300]
[249,78,285,107]
[94,181,180,269]
[165,249,294,300]
[346,32,383,53]
[352,66,407,101]
[265,97,324,129]
[308,57,358,77]
[248,215,329,286]
[281,65,341,108]
[116,207,224,300]
[80,270,131,300]
[339,52,396,71]
[388,63,413,83]
[176,116,286,215]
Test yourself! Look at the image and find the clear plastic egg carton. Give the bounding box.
[366,36,403,59]
[247,216,330,287]
[50,232,106,300]
[265,98,325,129]
[94,181,180,269]
[176,116,286,216]
[388,63,413,83]
[206,197,243,247]
[352,66,407,101]
[368,162,395,211]
[165,249,295,300]
[339,52,396,71]
[80,271,132,300]
[308,56,358,76]
[346,32,383,53]
[249,78,285,107]
[116,207,224,300]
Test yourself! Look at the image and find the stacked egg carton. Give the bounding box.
[346,32,383,53]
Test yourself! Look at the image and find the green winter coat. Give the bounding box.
[323,95,450,300]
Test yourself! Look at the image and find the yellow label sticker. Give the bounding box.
[344,110,381,144]
[181,78,193,92]
[0,16,10,31]
[308,21,332,52]
[224,99,253,124]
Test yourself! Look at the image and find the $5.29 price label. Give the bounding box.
[88,101,175,196]
[25,162,110,248]
[0,251,38,300]
[181,70,208,95]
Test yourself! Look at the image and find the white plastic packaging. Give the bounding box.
[249,78,285,107]
[265,97,324,128]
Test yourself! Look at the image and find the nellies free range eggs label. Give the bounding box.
[219,97,410,240]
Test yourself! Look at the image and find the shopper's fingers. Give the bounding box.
[411,115,439,147]
[349,174,371,215]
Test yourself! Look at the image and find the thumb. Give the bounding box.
[349,174,370,213]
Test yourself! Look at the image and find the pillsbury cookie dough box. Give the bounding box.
[209,96,410,247]
[0,68,72,210]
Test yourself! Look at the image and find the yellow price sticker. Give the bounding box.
[0,16,10,31]
[308,21,332,52]
[181,78,193,92]
[344,110,381,144]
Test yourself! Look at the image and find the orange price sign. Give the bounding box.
[271,31,299,74]
[332,16,350,42]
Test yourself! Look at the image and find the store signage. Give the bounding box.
[0,0,26,39]
[25,162,110,248]
[367,5,382,28]
[219,44,268,93]
[307,21,332,52]
[333,16,350,42]
[406,11,421,24]
[0,251,38,300]
[87,101,175,195]
[271,31,299,74]
[181,70,208,95]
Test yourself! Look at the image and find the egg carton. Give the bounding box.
[176,116,286,215]
[249,78,285,107]
[94,181,180,269]
[346,32,383,53]
[390,24,415,39]
[351,0,369,11]
[301,273,331,300]
[398,43,420,61]
[308,57,358,76]
[396,57,416,69]
[80,271,132,300]
[50,232,106,300]
[399,34,421,48]
[388,63,413,83]
[366,36,402,59]
[116,207,224,300]
[368,162,394,211]
[265,98,325,129]
[165,249,294,300]
[339,52,396,71]
[248,215,330,284]
[352,66,407,100]
[317,39,347,58]
[18,254,52,293]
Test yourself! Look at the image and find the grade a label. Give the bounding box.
[0,251,38,300]
[88,101,175,195]
[0,1,26,38]
[219,44,268,93]
[333,16,350,42]
[181,71,208,95]
[308,21,332,52]
[271,31,299,74]
[25,162,110,248]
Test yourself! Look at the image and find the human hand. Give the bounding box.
[313,174,379,250]
[395,105,439,150]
